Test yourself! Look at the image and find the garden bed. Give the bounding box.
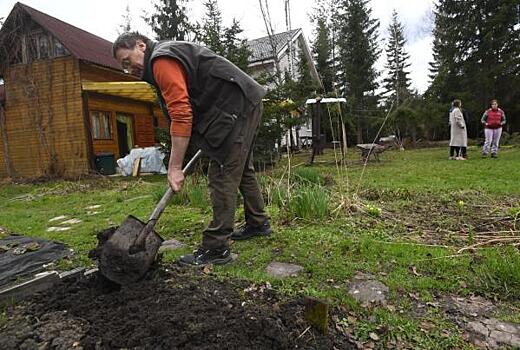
[0,266,357,350]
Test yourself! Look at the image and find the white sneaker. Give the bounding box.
[455,156,466,161]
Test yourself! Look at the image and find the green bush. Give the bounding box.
[271,185,290,208]
[155,177,209,210]
[188,183,209,211]
[292,167,324,186]
[287,185,329,220]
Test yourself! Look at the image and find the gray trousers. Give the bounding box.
[483,127,502,154]
[202,103,267,249]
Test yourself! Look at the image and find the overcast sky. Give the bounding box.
[0,0,435,92]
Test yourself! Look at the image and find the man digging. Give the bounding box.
[112,33,272,266]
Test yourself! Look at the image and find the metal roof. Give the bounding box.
[82,82,157,103]
[247,29,301,63]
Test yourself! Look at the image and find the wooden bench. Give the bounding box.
[356,143,387,162]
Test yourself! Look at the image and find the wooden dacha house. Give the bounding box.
[0,2,166,178]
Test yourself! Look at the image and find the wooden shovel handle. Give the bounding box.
[129,150,202,254]
[148,149,203,222]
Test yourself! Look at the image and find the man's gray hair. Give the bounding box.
[112,32,150,58]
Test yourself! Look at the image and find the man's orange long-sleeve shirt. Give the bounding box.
[152,57,193,137]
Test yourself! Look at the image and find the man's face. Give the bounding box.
[115,40,146,76]
[491,101,498,110]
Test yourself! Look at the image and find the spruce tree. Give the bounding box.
[198,0,250,71]
[309,0,335,94]
[334,0,380,143]
[199,0,224,54]
[144,0,192,41]
[383,10,411,108]
[117,4,133,34]
[427,0,520,135]
[427,0,468,102]
[312,17,334,94]
[221,19,251,72]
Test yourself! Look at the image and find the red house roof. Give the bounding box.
[3,2,122,71]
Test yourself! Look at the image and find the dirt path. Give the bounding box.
[0,266,356,350]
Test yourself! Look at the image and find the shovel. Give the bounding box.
[98,150,202,285]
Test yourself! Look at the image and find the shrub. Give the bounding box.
[188,182,209,210]
[292,167,324,186]
[155,177,209,210]
[287,185,329,220]
[271,185,290,208]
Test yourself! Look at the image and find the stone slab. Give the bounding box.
[159,239,186,252]
[266,262,303,278]
[348,279,389,304]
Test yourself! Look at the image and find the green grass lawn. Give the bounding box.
[1,145,519,348]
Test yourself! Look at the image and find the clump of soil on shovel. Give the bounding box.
[1,265,357,349]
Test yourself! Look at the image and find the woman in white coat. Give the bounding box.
[449,99,467,160]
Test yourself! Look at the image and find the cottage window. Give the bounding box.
[53,39,68,57]
[37,34,50,59]
[29,33,51,60]
[90,111,112,139]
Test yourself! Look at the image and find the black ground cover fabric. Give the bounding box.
[0,235,70,287]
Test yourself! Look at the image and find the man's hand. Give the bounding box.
[168,168,185,192]
[167,135,190,192]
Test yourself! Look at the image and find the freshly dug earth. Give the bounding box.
[0,266,356,349]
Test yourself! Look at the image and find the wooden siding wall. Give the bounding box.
[87,94,154,159]
[80,62,137,83]
[0,56,88,178]
[153,106,170,130]
[80,62,160,160]
[134,114,156,147]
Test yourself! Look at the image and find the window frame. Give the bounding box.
[90,110,113,140]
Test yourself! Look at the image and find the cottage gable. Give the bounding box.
[0,2,120,73]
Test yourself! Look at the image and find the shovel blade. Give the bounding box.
[98,215,163,285]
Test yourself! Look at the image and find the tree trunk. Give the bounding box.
[411,125,417,147]
[356,115,363,144]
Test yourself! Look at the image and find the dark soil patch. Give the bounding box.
[0,267,357,350]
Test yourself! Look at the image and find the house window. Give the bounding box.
[90,111,112,139]
[53,38,68,57]
[30,33,51,60]
[38,34,50,59]
[27,31,68,61]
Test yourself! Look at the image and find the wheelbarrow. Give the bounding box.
[98,150,202,285]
